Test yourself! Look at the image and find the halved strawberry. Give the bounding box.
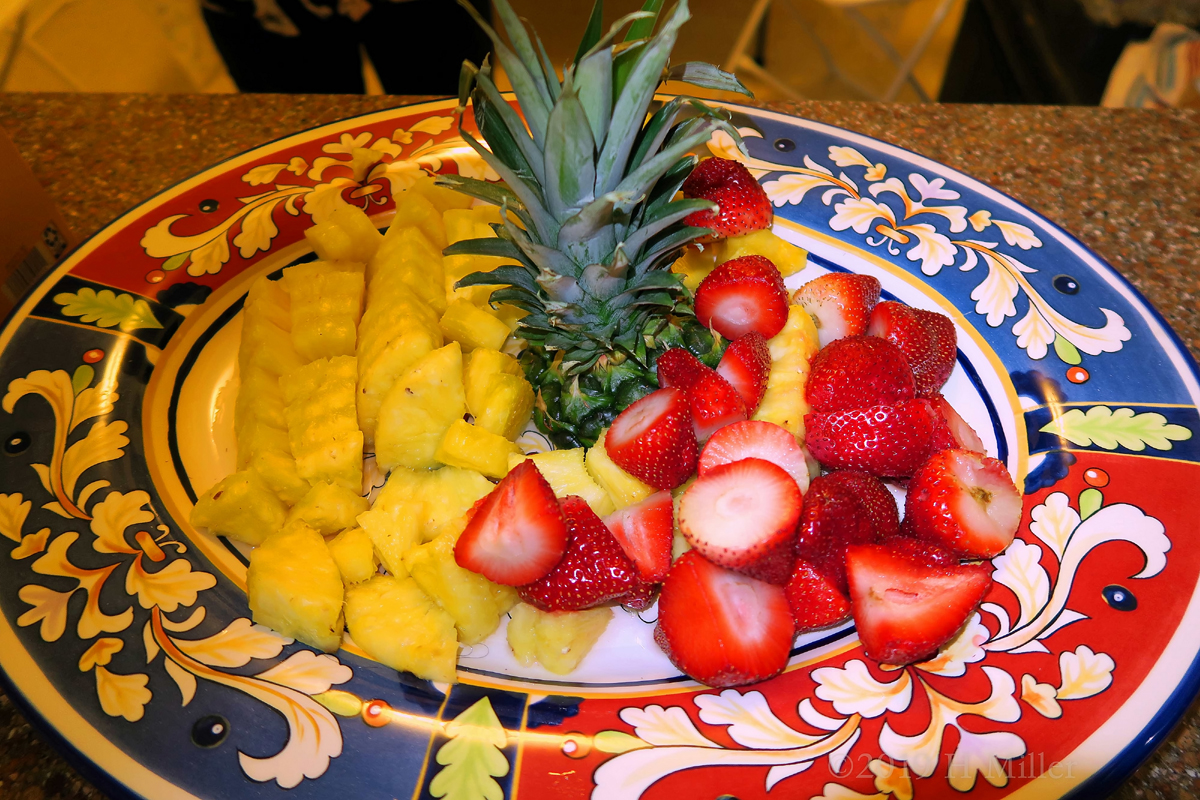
[793,272,881,349]
[846,539,993,665]
[805,398,938,478]
[605,387,698,491]
[796,470,897,594]
[678,458,801,585]
[680,157,773,238]
[716,332,771,413]
[518,496,638,611]
[928,393,986,454]
[694,255,789,341]
[785,558,851,633]
[621,580,658,611]
[904,449,1022,558]
[653,349,746,442]
[604,491,674,583]
[806,335,916,413]
[867,301,957,396]
[655,550,795,688]
[455,460,568,586]
[698,419,811,494]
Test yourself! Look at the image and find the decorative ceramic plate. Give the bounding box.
[2,97,1198,800]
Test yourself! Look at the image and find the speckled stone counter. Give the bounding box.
[0,93,1197,800]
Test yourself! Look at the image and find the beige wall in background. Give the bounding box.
[0,0,235,92]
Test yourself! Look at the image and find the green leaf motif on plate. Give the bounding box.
[430,696,509,800]
[1041,406,1192,451]
[1053,335,1082,365]
[1079,487,1103,520]
[71,365,94,396]
[53,288,163,332]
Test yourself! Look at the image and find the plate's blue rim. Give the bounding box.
[0,95,1196,800]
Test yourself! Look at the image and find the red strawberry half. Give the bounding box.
[455,460,568,586]
[793,272,881,349]
[846,539,993,665]
[698,419,811,494]
[785,558,852,633]
[606,387,698,491]
[678,458,801,585]
[655,551,795,688]
[655,348,747,442]
[867,301,957,396]
[806,335,916,413]
[694,255,789,341]
[518,496,638,611]
[717,332,771,413]
[929,393,986,454]
[680,157,773,238]
[796,470,897,594]
[805,398,938,477]
[904,449,1022,558]
[604,491,674,583]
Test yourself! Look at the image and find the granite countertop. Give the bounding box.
[0,93,1197,800]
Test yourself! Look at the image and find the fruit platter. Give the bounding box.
[2,3,1200,800]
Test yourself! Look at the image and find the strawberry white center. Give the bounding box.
[948,451,1022,549]
[612,390,674,443]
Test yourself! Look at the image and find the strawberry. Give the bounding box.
[654,349,747,441]
[694,255,789,341]
[655,348,708,391]
[716,332,771,413]
[680,157,773,238]
[678,458,801,585]
[455,460,568,586]
[655,551,795,687]
[867,301,957,396]
[698,419,812,494]
[793,272,881,349]
[785,559,852,633]
[621,580,658,611]
[928,393,986,454]
[795,470,897,594]
[806,335,916,413]
[904,449,1022,558]
[846,539,993,665]
[605,387,699,490]
[805,398,938,478]
[604,491,674,583]
[518,495,638,611]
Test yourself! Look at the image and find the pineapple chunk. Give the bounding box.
[191,469,287,546]
[443,208,477,246]
[508,449,615,516]
[506,604,612,675]
[474,373,534,441]
[358,503,420,578]
[410,173,473,213]
[419,467,495,542]
[586,428,654,509]
[304,205,383,264]
[671,244,718,292]
[285,481,369,534]
[243,274,292,331]
[375,343,466,471]
[344,575,457,683]
[239,313,306,378]
[327,527,378,585]
[386,191,447,250]
[281,355,363,492]
[439,300,511,353]
[368,226,447,313]
[436,419,521,479]
[752,305,820,438]
[248,521,344,652]
[404,529,519,645]
[235,367,287,435]
[250,450,311,506]
[356,321,442,447]
[716,229,808,278]
[283,262,365,361]
[463,349,522,417]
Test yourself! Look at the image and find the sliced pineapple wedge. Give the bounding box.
[436,419,520,479]
[753,305,820,439]
[375,343,466,472]
[506,603,612,675]
[285,481,369,535]
[281,355,363,492]
[326,526,378,585]
[282,261,365,362]
[344,574,457,683]
[586,428,654,510]
[190,469,287,546]
[508,449,615,516]
[248,520,344,652]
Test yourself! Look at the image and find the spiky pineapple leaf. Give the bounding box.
[596,0,690,195]
[575,46,613,148]
[491,0,553,103]
[623,197,713,259]
[473,67,545,187]
[633,226,711,275]
[666,61,753,96]
[456,265,540,295]
[458,128,555,243]
[625,0,665,41]
[543,82,597,219]
[533,31,562,103]
[614,116,727,200]
[574,0,605,64]
[443,237,529,266]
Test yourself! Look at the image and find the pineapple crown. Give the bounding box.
[439,0,750,375]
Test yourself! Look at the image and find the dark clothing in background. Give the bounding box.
[201,0,492,94]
